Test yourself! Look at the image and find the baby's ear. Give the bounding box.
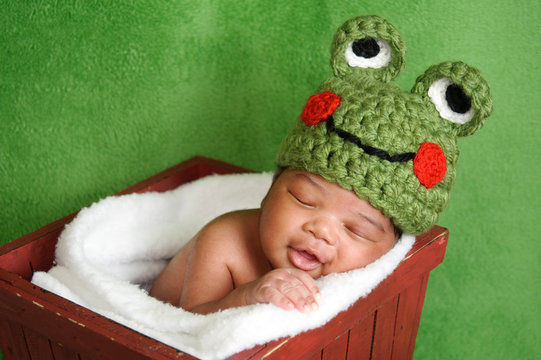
[412,61,493,137]
[330,15,406,82]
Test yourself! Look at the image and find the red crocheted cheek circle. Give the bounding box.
[301,91,341,125]
[413,142,447,188]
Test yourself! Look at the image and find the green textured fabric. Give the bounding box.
[1,1,539,360]
[277,15,492,235]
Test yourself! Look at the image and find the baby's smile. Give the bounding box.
[288,246,322,272]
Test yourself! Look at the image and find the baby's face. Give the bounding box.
[259,169,397,279]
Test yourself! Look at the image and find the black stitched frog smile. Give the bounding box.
[326,116,416,163]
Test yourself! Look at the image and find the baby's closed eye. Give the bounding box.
[343,224,369,239]
[288,190,315,207]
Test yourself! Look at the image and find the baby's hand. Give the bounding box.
[243,268,321,312]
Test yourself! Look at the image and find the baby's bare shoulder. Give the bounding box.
[192,209,261,255]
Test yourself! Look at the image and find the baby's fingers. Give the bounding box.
[259,285,296,311]
[276,273,319,313]
[288,269,321,301]
[248,268,321,312]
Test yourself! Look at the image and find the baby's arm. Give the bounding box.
[178,212,320,314]
[182,264,320,314]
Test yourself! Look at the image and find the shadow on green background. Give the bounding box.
[1,1,539,359]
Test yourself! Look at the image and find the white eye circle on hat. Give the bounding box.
[428,77,475,124]
[345,38,392,69]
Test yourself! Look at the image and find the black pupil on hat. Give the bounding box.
[352,38,380,58]
[445,84,471,114]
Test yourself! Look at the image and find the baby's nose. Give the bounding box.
[304,216,338,245]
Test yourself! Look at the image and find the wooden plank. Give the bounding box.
[22,326,55,360]
[370,296,399,359]
[390,274,429,359]
[346,312,375,360]
[0,318,31,360]
[404,226,448,262]
[50,341,82,360]
[322,332,348,360]
[0,235,58,281]
[228,343,268,360]
[0,227,64,281]
[0,317,12,355]
[0,276,195,360]
[305,351,322,360]
[406,274,430,359]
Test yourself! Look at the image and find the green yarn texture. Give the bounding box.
[277,15,493,235]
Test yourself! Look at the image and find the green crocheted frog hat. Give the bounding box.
[277,15,493,235]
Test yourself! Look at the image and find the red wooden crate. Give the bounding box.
[0,156,448,360]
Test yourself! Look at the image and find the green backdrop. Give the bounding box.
[1,1,539,359]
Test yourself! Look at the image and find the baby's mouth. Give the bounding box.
[288,247,321,271]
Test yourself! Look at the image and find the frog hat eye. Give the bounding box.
[330,15,406,82]
[413,61,493,137]
[345,37,392,69]
[428,78,475,125]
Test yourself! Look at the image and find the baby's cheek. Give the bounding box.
[339,243,381,272]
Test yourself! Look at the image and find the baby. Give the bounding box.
[150,15,492,314]
[150,168,399,314]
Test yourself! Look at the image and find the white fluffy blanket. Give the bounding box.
[31,172,414,360]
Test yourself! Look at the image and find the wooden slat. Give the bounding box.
[305,351,322,360]
[346,312,375,360]
[50,342,82,360]
[403,226,448,261]
[322,332,348,360]
[22,326,55,360]
[406,274,430,359]
[390,274,429,359]
[0,317,31,360]
[0,227,64,281]
[228,343,267,360]
[0,275,194,360]
[371,296,399,359]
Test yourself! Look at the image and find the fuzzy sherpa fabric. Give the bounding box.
[31,172,414,360]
